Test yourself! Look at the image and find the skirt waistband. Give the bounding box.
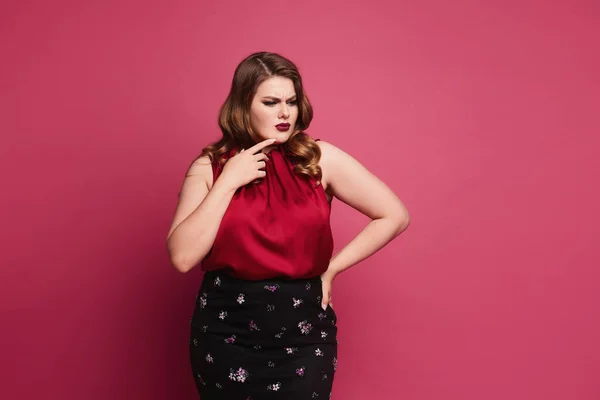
[202,270,323,285]
[199,270,326,307]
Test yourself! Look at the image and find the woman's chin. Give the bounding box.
[275,132,294,142]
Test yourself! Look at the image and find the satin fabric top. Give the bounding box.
[200,141,334,280]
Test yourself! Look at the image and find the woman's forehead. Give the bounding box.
[256,77,296,98]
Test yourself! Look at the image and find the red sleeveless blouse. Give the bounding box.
[200,141,334,280]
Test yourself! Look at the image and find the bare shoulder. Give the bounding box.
[314,139,349,163]
[314,140,332,193]
[184,155,213,189]
[314,140,346,188]
[314,139,335,158]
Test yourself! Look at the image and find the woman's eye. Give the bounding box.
[262,100,297,106]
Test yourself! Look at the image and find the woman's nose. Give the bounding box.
[279,104,290,118]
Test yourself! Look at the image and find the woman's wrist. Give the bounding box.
[321,268,337,282]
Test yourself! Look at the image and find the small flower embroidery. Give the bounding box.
[264,284,280,292]
[267,382,282,391]
[196,373,206,386]
[318,312,327,321]
[292,298,304,308]
[215,383,222,389]
[224,335,236,344]
[249,320,260,331]
[312,393,320,398]
[305,282,311,290]
[229,367,250,383]
[332,357,338,371]
[266,304,275,312]
[219,311,228,320]
[214,277,221,287]
[205,353,214,363]
[254,345,262,351]
[192,338,198,346]
[285,347,298,355]
[267,361,275,368]
[198,292,207,308]
[322,373,328,380]
[275,326,286,338]
[298,320,313,335]
[315,348,323,357]
[202,325,208,332]
[321,331,328,339]
[296,366,306,377]
[237,293,245,304]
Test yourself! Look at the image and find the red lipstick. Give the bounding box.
[275,123,290,132]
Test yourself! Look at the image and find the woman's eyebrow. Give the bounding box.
[261,95,297,100]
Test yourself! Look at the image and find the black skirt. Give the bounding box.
[189,270,338,399]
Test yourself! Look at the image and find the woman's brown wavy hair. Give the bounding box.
[195,51,323,185]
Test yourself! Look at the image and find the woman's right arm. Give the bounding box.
[166,139,275,272]
[166,156,237,273]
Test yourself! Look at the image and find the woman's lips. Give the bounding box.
[275,123,290,131]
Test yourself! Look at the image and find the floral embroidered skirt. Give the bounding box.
[189,270,338,399]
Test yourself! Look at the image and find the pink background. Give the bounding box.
[2,0,599,399]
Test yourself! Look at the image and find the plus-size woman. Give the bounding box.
[166,51,410,399]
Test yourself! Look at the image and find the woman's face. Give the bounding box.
[249,76,298,145]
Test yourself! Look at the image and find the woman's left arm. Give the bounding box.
[318,140,410,288]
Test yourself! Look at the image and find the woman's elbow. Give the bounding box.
[392,209,410,236]
[171,256,194,273]
[166,242,195,273]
